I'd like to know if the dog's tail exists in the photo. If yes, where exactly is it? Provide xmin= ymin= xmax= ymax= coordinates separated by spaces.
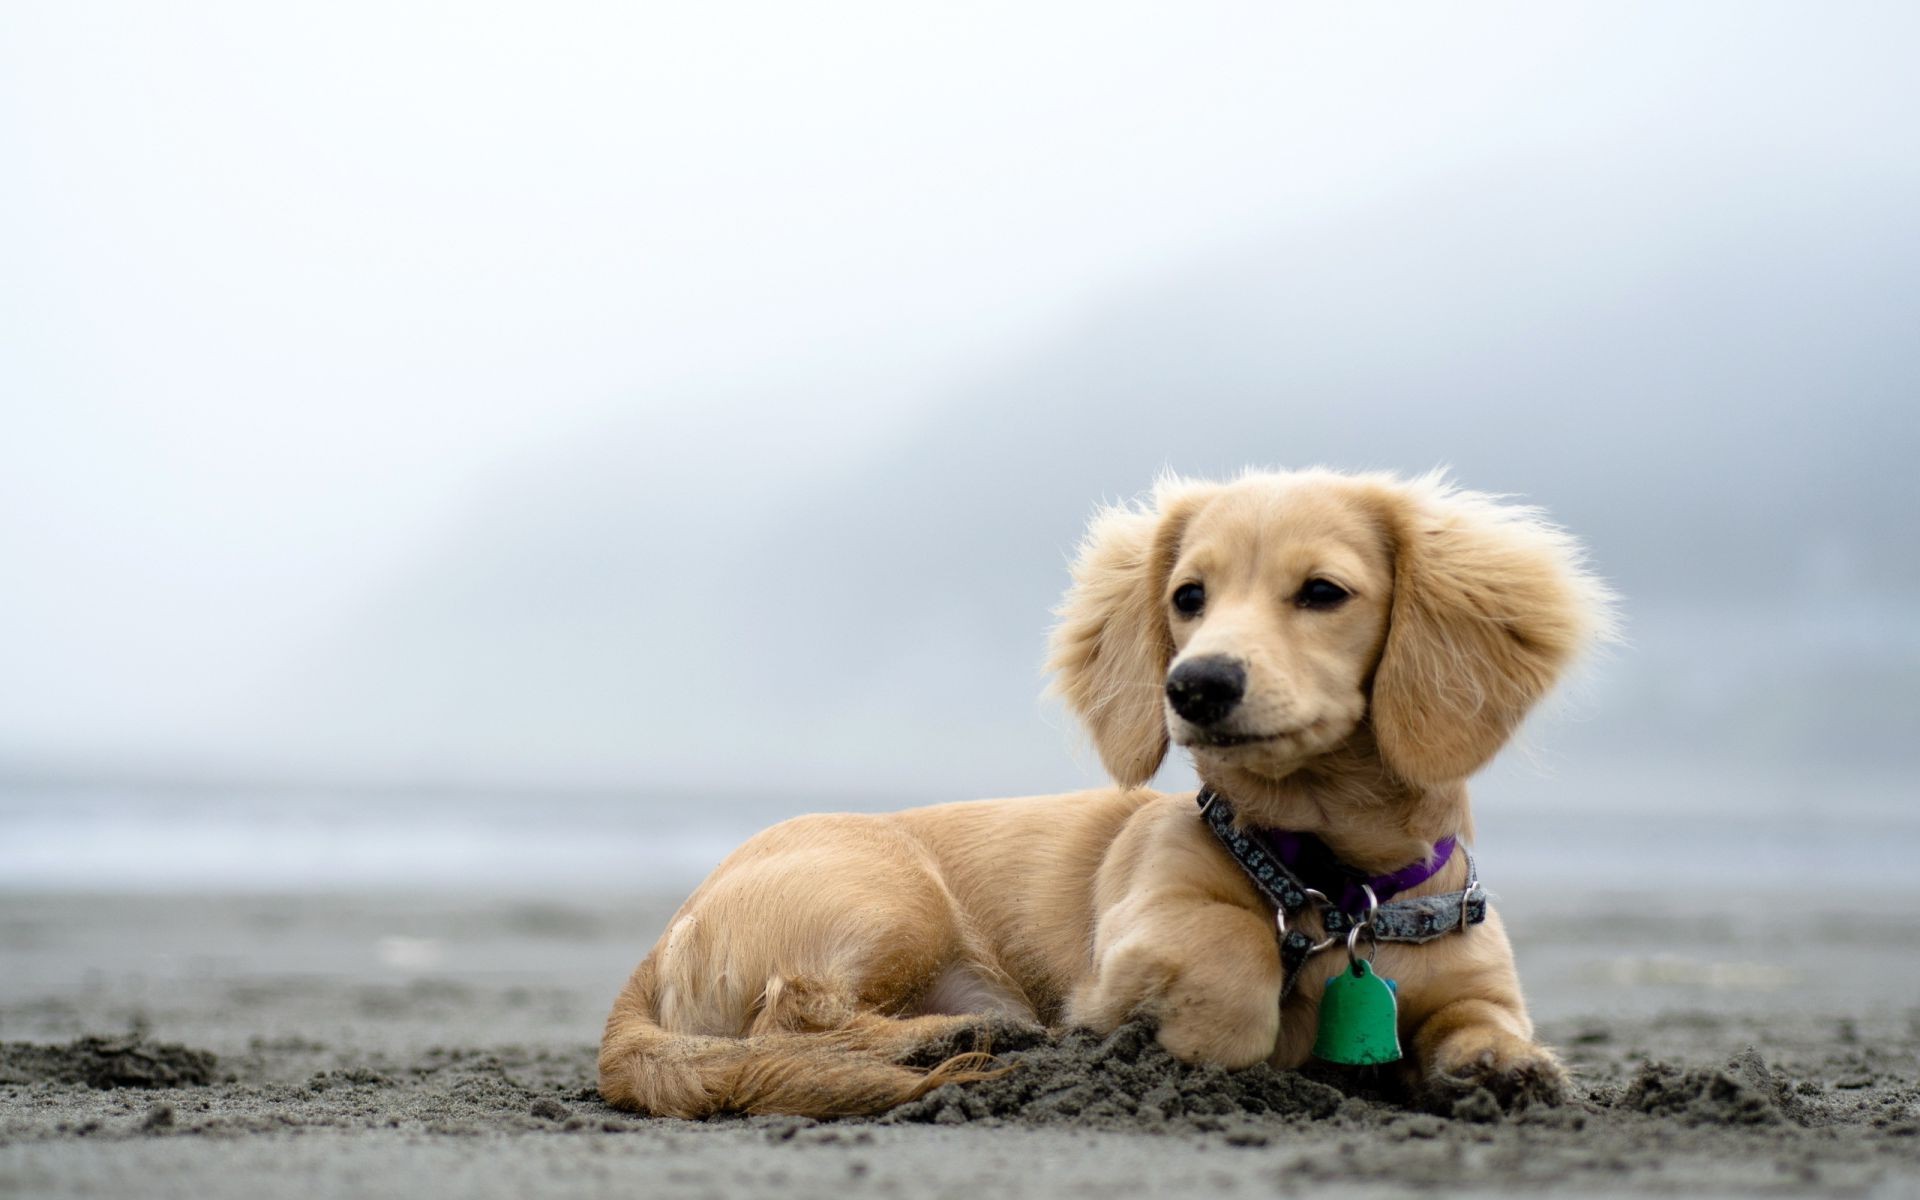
xmin=597 ymin=959 xmax=1005 ymax=1118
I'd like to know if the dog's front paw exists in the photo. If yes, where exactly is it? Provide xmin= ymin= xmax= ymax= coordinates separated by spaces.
xmin=1422 ymin=1026 xmax=1568 ymax=1114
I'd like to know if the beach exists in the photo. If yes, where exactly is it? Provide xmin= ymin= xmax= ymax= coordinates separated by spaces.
xmin=4 ymin=882 xmax=1918 ymax=1199
xmin=4 ymin=1 xmax=1917 ymax=1194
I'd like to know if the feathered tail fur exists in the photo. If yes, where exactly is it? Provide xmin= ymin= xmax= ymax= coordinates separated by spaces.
xmin=597 ymin=958 xmax=1005 ymax=1118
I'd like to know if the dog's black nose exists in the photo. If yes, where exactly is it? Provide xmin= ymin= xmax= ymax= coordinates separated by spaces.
xmin=1164 ymin=656 xmax=1246 ymax=726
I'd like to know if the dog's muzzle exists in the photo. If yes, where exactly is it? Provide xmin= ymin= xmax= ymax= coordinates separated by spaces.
xmin=1164 ymin=655 xmax=1246 ymax=726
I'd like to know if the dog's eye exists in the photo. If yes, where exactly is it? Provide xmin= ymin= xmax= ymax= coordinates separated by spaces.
xmin=1296 ymin=578 xmax=1350 ymax=610
xmin=1171 ymin=582 xmax=1206 ymax=617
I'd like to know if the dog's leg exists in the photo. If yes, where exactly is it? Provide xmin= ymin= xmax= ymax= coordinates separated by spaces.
xmin=601 ymin=959 xmax=1009 ymax=1118
xmin=1398 ymin=913 xmax=1567 ymax=1110
xmin=748 ymin=972 xmax=1042 ymax=1062
xmin=1067 ymin=895 xmax=1282 ymax=1068
xmin=1410 ymin=996 xmax=1567 ymax=1110
xmin=606 ymin=814 xmax=1049 ymax=1116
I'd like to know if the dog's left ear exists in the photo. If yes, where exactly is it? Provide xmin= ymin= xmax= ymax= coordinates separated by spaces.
xmin=1368 ymin=478 xmax=1617 ymax=790
xmin=1048 ymin=477 xmax=1219 ymax=788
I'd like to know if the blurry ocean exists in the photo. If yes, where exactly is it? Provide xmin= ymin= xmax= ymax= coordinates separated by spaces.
xmin=5 ymin=757 xmax=1914 ymax=897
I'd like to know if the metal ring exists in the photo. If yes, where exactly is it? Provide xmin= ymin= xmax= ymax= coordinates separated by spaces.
xmin=1283 ymin=917 xmax=1340 ymax=959
xmin=1282 ymin=888 xmax=1336 ymax=940
xmin=1343 ymin=911 xmax=1380 ymax=969
xmin=1289 ymin=889 xmax=1334 ymax=949
xmin=1275 ymin=889 xmax=1341 ymax=960
xmin=1341 ymin=883 xmax=1381 ymax=970
xmin=1344 ymin=920 xmax=1380 ymax=969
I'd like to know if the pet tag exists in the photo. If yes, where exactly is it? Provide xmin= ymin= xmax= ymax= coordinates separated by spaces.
xmin=1311 ymin=958 xmax=1403 ymax=1065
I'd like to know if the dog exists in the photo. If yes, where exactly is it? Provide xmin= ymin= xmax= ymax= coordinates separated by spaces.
xmin=599 ymin=468 xmax=1613 ymax=1117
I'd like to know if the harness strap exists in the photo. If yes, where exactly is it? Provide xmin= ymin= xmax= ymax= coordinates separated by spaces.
xmin=1196 ymin=790 xmax=1487 ymax=998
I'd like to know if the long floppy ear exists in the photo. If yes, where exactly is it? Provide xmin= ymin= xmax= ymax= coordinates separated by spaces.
xmin=1047 ymin=477 xmax=1218 ymax=788
xmin=1369 ymin=475 xmax=1617 ymax=789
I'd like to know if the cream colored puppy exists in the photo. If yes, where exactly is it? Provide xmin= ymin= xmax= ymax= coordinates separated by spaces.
xmin=600 ymin=469 xmax=1612 ymax=1117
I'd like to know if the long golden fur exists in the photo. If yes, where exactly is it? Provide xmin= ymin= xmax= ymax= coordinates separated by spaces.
xmin=599 ymin=468 xmax=1614 ymax=1117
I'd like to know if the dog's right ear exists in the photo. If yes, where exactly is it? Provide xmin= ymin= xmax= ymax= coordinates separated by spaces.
xmin=1047 ymin=477 xmax=1217 ymax=788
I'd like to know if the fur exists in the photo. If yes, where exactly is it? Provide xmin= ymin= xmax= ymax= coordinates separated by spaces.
xmin=599 ymin=468 xmax=1615 ymax=1117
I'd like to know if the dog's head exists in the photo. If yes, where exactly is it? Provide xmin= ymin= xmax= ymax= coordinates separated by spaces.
xmin=1048 ymin=469 xmax=1614 ymax=796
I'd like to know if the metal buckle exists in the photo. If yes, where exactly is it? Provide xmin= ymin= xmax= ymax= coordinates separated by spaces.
xmin=1457 ymin=854 xmax=1480 ymax=933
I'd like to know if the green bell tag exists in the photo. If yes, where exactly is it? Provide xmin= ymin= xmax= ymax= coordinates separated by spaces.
xmin=1311 ymin=959 xmax=1403 ymax=1065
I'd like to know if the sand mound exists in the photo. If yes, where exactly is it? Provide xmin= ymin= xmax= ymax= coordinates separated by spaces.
xmin=0 ymin=1036 xmax=219 ymax=1090
xmin=1619 ymin=1046 xmax=1810 ymax=1127
xmin=883 ymin=1022 xmax=1347 ymax=1132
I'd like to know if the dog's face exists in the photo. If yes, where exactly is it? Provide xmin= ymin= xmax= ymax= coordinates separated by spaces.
xmin=1160 ymin=481 xmax=1393 ymax=779
xmin=1049 ymin=469 xmax=1611 ymax=794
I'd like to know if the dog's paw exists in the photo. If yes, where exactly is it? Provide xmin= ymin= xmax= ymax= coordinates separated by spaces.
xmin=1422 ymin=1028 xmax=1568 ymax=1115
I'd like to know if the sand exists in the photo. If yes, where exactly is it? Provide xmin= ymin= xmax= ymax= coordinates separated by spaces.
xmin=3 ymin=888 xmax=1918 ymax=1198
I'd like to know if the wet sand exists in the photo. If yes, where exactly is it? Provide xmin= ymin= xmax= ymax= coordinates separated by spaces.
xmin=2 ymin=887 xmax=1918 ymax=1198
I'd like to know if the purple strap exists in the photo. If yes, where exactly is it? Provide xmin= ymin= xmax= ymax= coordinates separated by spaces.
xmin=1257 ymin=829 xmax=1457 ymax=917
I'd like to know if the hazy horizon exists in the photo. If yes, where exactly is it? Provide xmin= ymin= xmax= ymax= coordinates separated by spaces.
xmin=3 ymin=4 xmax=1916 ymax=891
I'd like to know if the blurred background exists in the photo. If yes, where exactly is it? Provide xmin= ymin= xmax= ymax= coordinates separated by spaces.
xmin=2 ymin=1 xmax=1916 ymax=908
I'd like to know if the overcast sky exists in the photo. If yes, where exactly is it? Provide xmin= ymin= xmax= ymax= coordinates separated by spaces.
xmin=3 ymin=2 xmax=1916 ymax=796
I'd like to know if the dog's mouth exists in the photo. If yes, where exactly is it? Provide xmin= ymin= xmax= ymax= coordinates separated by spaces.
xmin=1176 ymin=718 xmax=1328 ymax=750
xmin=1178 ymin=728 xmax=1291 ymax=749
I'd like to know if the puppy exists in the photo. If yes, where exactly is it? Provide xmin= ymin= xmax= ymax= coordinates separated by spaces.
xmin=599 ymin=468 xmax=1612 ymax=1117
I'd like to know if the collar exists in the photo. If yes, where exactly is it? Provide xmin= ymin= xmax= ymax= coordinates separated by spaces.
xmin=1256 ymin=827 xmax=1457 ymax=917
xmin=1197 ymin=787 xmax=1457 ymax=917
xmin=1194 ymin=786 xmax=1487 ymax=997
